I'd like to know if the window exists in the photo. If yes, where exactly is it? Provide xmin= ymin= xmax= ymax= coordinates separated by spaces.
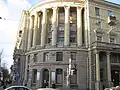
xmin=32 ymin=69 xmax=37 ymax=83
xmin=59 ymin=24 xmax=64 ymax=31
xmin=56 ymin=52 xmax=63 ymax=61
xmin=110 ymin=37 xmax=115 ymax=43
xmin=56 ymin=69 xmax=63 ymax=84
xmin=70 ymin=37 xmax=76 ymax=43
xmin=108 ymin=10 xmax=112 ymax=16
xmin=57 ymin=37 xmax=64 ymax=43
xmin=111 ymin=54 xmax=120 ymax=63
xmin=95 ymin=7 xmax=100 ymax=16
xmin=71 ymin=52 xmax=76 ymax=60
xmin=48 ymin=38 xmax=52 ymax=44
xmin=70 ymin=24 xmax=76 ymax=31
xmin=34 ymin=54 xmax=37 ymax=62
xmin=100 ymin=69 xmax=104 ymax=81
xmin=43 ymin=52 xmax=49 ymax=62
xmin=96 ymin=35 xmax=102 ymax=41
xmin=28 ymin=55 xmax=30 ymax=63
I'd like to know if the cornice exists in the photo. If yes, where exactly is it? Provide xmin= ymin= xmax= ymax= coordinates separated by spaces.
xmin=29 ymin=0 xmax=84 ymax=13
xmin=91 ymin=0 xmax=120 ymax=9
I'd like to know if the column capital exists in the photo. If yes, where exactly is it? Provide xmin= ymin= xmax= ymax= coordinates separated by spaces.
xmin=41 ymin=8 xmax=47 ymax=13
xmin=94 ymin=50 xmax=99 ymax=54
xmin=64 ymin=5 xmax=70 ymax=10
xmin=37 ymin=11 xmax=42 ymax=16
xmin=77 ymin=7 xmax=83 ymax=10
xmin=31 ymin=15 xmax=35 ymax=19
xmin=106 ymin=51 xmax=111 ymax=55
xmin=52 ymin=6 xmax=58 ymax=11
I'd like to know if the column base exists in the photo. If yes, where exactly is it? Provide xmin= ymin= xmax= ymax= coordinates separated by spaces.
xmin=107 ymin=81 xmax=113 ymax=87
xmin=95 ymin=81 xmax=101 ymax=90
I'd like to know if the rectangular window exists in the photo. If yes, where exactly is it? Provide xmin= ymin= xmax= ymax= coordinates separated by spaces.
xmin=28 ymin=55 xmax=30 ymax=63
xmin=56 ymin=52 xmax=63 ymax=61
xmin=110 ymin=37 xmax=115 ymax=43
xmin=43 ymin=52 xmax=49 ymax=62
xmin=57 ymin=37 xmax=64 ymax=43
xmin=59 ymin=24 xmax=64 ymax=31
xmin=95 ymin=7 xmax=100 ymax=16
xmin=70 ymin=24 xmax=76 ymax=31
xmin=108 ymin=10 xmax=112 ymax=16
xmin=70 ymin=37 xmax=76 ymax=43
xmin=32 ymin=69 xmax=37 ymax=83
xmin=48 ymin=38 xmax=52 ymax=44
xmin=34 ymin=54 xmax=37 ymax=62
xmin=96 ymin=36 xmax=102 ymax=42
xmin=71 ymin=52 xmax=76 ymax=60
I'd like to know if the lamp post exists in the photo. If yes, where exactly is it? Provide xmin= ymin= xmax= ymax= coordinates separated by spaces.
xmin=66 ymin=58 xmax=77 ymax=88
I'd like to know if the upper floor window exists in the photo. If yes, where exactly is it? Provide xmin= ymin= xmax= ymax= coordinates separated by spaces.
xmin=56 ymin=52 xmax=63 ymax=61
xmin=110 ymin=37 xmax=115 ymax=43
xmin=34 ymin=54 xmax=37 ymax=62
xmin=71 ymin=52 xmax=76 ymax=60
xmin=95 ymin=7 xmax=100 ymax=16
xmin=108 ymin=10 xmax=112 ymax=16
xmin=28 ymin=55 xmax=30 ymax=63
xmin=57 ymin=37 xmax=64 ymax=43
xmin=58 ymin=24 xmax=64 ymax=31
xmin=70 ymin=37 xmax=76 ymax=43
xmin=32 ymin=69 xmax=37 ymax=83
xmin=43 ymin=52 xmax=49 ymax=62
xmin=96 ymin=35 xmax=102 ymax=42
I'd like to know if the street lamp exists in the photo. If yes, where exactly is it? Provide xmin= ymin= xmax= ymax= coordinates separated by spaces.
xmin=66 ymin=58 xmax=77 ymax=88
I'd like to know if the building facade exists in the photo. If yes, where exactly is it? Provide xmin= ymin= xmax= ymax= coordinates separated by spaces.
xmin=13 ymin=0 xmax=120 ymax=90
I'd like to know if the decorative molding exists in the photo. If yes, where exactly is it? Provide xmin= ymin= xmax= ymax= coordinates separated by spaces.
xmin=94 ymin=28 xmax=104 ymax=34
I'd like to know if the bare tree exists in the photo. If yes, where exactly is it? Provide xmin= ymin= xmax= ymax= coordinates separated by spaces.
xmin=0 ymin=48 xmax=4 ymax=67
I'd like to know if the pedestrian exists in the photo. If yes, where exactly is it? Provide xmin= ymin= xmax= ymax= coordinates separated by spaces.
xmin=3 ymin=85 xmax=6 ymax=89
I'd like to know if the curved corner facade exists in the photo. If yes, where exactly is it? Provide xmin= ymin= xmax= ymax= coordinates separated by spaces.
xmin=13 ymin=0 xmax=120 ymax=90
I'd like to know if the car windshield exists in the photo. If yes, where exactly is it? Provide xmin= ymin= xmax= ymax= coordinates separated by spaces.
xmin=7 ymin=87 xmax=29 ymax=90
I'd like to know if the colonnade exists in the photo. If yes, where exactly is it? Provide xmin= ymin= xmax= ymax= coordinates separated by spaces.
xmin=95 ymin=51 xmax=112 ymax=90
xmin=27 ymin=6 xmax=83 ymax=49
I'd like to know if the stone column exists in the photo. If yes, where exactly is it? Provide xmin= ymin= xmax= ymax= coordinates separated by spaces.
xmin=95 ymin=51 xmax=100 ymax=90
xmin=36 ymin=70 xmax=41 ymax=88
xmin=106 ymin=52 xmax=112 ymax=87
xmin=32 ymin=12 xmax=39 ymax=47
xmin=28 ymin=69 xmax=32 ymax=87
xmin=23 ymin=56 xmax=28 ymax=85
xmin=64 ymin=6 xmax=70 ymax=46
xmin=27 ymin=15 xmax=34 ymax=49
xmin=41 ymin=8 xmax=47 ymax=47
xmin=77 ymin=7 xmax=82 ymax=46
xmin=52 ymin=7 xmax=58 ymax=46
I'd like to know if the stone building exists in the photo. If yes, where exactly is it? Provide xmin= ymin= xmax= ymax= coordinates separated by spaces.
xmin=13 ymin=0 xmax=120 ymax=90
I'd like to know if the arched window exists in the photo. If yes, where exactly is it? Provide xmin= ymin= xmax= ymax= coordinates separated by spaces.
xmin=56 ymin=69 xmax=63 ymax=84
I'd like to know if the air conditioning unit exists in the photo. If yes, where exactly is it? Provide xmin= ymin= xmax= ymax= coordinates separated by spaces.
xmin=96 ymin=20 xmax=101 ymax=25
xmin=108 ymin=15 xmax=116 ymax=26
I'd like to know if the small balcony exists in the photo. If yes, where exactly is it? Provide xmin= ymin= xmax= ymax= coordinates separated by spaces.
xmin=108 ymin=15 xmax=117 ymax=26
xmin=91 ymin=41 xmax=120 ymax=50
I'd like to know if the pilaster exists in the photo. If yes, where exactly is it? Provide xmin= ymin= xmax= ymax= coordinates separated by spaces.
xmin=27 ymin=15 xmax=34 ymax=49
xmin=106 ymin=51 xmax=113 ymax=87
xmin=77 ymin=7 xmax=82 ymax=46
xmin=32 ymin=12 xmax=39 ymax=47
xmin=95 ymin=50 xmax=100 ymax=90
xmin=52 ymin=7 xmax=58 ymax=46
xmin=64 ymin=6 xmax=70 ymax=46
xmin=41 ymin=8 xmax=47 ymax=47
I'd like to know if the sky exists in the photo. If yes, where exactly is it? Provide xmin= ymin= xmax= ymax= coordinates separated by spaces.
xmin=0 ymin=0 xmax=120 ymax=70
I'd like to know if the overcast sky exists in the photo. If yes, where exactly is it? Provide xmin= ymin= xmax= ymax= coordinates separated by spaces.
xmin=0 ymin=0 xmax=120 ymax=70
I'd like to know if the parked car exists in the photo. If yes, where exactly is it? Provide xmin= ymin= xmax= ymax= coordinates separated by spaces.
xmin=4 ymin=86 xmax=31 ymax=90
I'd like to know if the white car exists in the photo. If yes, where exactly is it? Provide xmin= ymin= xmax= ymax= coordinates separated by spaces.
xmin=4 ymin=86 xmax=32 ymax=90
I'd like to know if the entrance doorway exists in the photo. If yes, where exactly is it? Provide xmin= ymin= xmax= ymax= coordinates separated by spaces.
xmin=42 ymin=69 xmax=49 ymax=88
xmin=111 ymin=70 xmax=119 ymax=86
